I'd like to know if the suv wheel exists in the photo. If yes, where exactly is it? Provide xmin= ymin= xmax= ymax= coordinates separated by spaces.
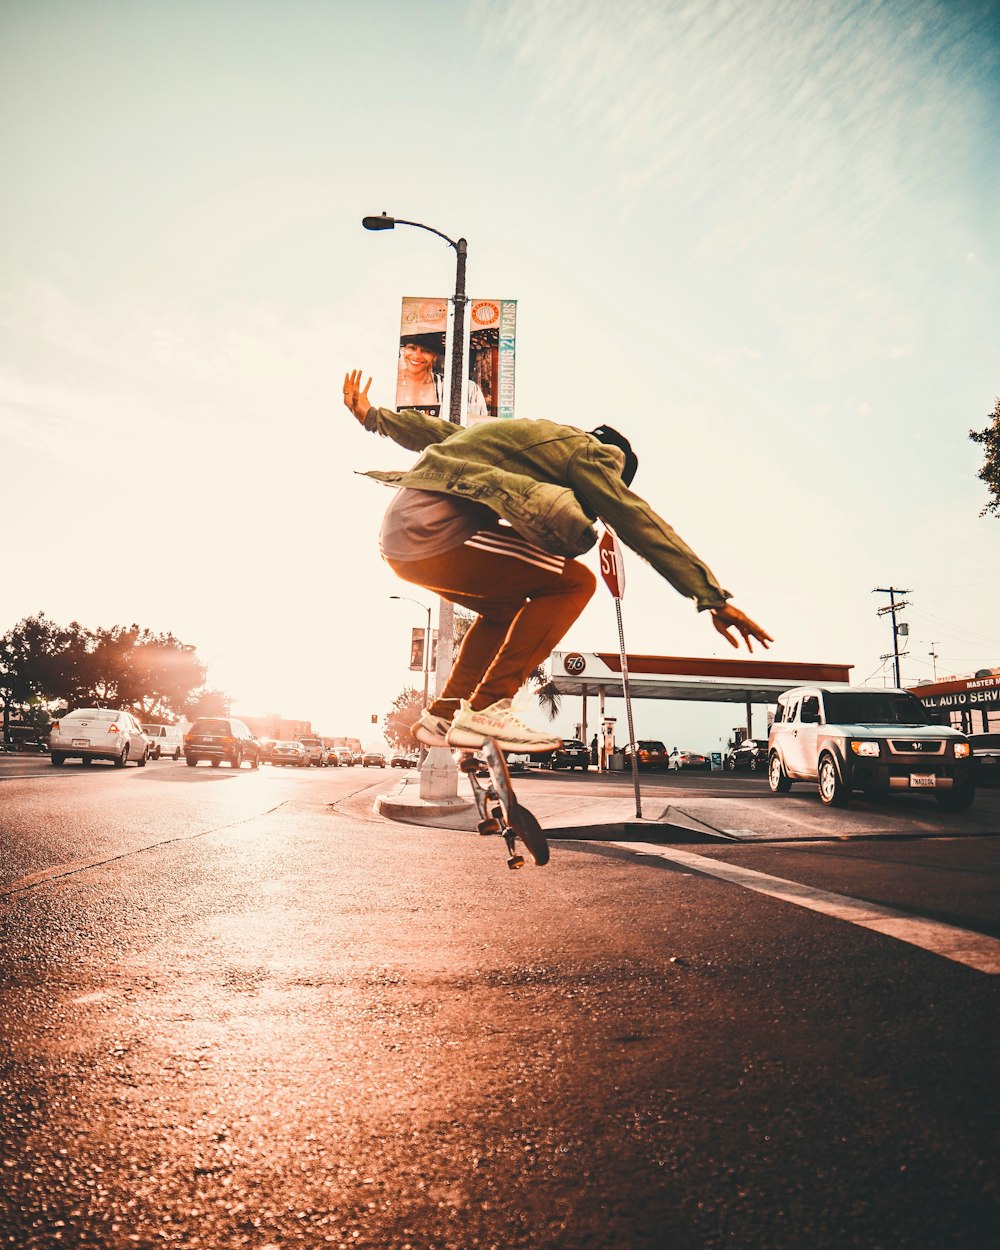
xmin=768 ymin=753 xmax=792 ymax=794
xmin=230 ymin=750 xmax=242 ymax=768
xmin=818 ymin=753 xmax=850 ymax=807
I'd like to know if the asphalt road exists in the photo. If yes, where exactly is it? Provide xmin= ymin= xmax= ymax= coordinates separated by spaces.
xmin=1 ymin=756 xmax=998 ymax=1249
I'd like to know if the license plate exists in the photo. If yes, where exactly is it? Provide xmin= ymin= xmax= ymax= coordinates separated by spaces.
xmin=72 ymin=738 xmax=89 ymax=747
xmin=910 ymin=773 xmax=936 ymax=788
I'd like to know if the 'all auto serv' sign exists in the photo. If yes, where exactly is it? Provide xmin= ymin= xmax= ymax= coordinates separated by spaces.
xmin=913 ymin=671 xmax=1000 ymax=713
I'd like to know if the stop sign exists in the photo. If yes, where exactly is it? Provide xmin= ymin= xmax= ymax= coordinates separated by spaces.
xmin=598 ymin=529 xmax=626 ymax=599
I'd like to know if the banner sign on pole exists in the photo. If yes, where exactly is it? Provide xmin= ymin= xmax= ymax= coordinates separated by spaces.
xmin=396 ymin=295 xmax=516 ymax=422
xmin=409 ymin=627 xmax=425 ymax=672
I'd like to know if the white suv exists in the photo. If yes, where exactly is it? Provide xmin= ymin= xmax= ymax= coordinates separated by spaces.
xmin=767 ymin=684 xmax=974 ymax=811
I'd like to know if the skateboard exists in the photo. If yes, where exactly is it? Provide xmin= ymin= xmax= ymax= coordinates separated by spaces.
xmin=458 ymin=737 xmax=549 ymax=870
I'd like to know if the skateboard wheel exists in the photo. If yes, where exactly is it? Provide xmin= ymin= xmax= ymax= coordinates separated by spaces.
xmin=507 ymin=854 xmax=525 ymax=870
xmin=478 ymin=818 xmax=502 ymax=836
xmin=458 ymin=757 xmax=481 ymax=774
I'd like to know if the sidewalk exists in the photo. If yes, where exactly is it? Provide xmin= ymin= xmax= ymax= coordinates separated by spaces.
xmin=371 ymin=768 xmax=1000 ymax=844
xmin=374 ymin=772 xmax=735 ymax=843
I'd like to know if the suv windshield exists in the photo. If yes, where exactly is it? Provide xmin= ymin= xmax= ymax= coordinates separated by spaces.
xmin=823 ymin=691 xmax=929 ymax=726
xmin=638 ymin=740 xmax=666 ymax=751
xmin=190 ymin=719 xmax=231 ymax=734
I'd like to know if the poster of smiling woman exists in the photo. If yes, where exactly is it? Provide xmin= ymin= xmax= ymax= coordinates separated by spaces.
xmin=396 ymin=296 xmax=516 ymax=423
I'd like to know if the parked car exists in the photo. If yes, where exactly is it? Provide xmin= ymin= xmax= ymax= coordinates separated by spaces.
xmin=767 ymin=684 xmax=974 ymax=810
xmin=184 ymin=717 xmax=261 ymax=769
xmin=668 ymin=749 xmax=709 ymax=771
xmin=391 ymin=751 xmax=418 ymax=768
xmin=325 ymin=746 xmax=340 ymax=767
xmin=298 ymin=736 xmax=329 ymax=767
xmin=623 ymin=739 xmax=670 ymax=770
xmin=271 ymin=740 xmax=308 ymax=767
xmin=258 ymin=738 xmax=277 ymax=763
xmin=506 ymin=751 xmax=531 ymax=772
xmin=725 ymin=738 xmax=769 ymax=772
xmin=968 ymin=732 xmax=1000 ymax=787
xmin=50 ymin=708 xmax=149 ymax=768
xmin=547 ymin=738 xmax=589 ymax=771
xmin=335 ymin=748 xmax=355 ymax=767
xmin=142 ymin=723 xmax=184 ymax=761
xmin=363 ymin=750 xmax=387 ymax=768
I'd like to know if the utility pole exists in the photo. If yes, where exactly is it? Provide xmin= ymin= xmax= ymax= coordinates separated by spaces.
xmin=924 ymin=641 xmax=940 ymax=681
xmin=873 ymin=587 xmax=910 ymax=688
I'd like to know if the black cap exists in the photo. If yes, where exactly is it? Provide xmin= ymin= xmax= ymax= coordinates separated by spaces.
xmin=589 ymin=425 xmax=638 ymax=486
xmin=400 ymin=332 xmax=445 ymax=354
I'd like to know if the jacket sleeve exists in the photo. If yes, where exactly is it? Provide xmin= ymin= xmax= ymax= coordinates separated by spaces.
xmin=362 ymin=405 xmax=457 ymax=453
xmin=568 ymin=445 xmax=732 ymax=611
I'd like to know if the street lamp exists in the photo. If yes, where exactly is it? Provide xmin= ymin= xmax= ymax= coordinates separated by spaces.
xmin=361 ymin=213 xmax=468 ymax=426
xmin=363 ymin=210 xmax=470 ymax=709
xmin=389 ymin=595 xmax=432 ymax=711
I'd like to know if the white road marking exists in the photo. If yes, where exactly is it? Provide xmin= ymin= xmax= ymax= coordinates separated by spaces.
xmin=611 ymin=842 xmax=1000 ymax=975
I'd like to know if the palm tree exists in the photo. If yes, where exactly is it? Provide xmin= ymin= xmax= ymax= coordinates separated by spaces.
xmin=528 ymin=665 xmax=561 ymax=722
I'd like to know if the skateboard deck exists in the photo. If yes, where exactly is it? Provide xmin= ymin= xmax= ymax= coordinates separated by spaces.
xmin=459 ymin=738 xmax=549 ymax=869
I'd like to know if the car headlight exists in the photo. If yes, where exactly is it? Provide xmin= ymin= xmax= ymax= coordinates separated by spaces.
xmin=954 ymin=742 xmax=970 ymax=759
xmin=850 ymin=740 xmax=880 ymax=757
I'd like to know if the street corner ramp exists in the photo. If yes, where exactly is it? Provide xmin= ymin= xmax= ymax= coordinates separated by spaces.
xmin=374 ymin=775 xmax=477 ymax=830
xmin=536 ymin=797 xmax=737 ymax=845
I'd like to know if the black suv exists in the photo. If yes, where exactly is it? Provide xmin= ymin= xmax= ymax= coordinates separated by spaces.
xmin=547 ymin=738 xmax=590 ymax=771
xmin=184 ymin=717 xmax=262 ymax=769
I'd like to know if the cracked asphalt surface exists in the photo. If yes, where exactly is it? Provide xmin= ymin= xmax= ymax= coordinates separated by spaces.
xmin=2 ymin=761 xmax=998 ymax=1248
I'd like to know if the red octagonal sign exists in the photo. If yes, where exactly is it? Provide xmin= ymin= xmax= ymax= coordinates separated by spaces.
xmin=599 ymin=529 xmax=626 ymax=599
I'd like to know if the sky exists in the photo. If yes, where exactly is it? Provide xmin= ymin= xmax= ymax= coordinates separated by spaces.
xmin=2 ymin=0 xmax=998 ymax=752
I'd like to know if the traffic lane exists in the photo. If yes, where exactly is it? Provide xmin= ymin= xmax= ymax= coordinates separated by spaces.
xmin=664 ymin=836 xmax=1000 ymax=942
xmin=0 ymin=762 xmax=383 ymax=893
xmin=517 ymin=767 xmax=1000 ymax=840
xmin=2 ymin=801 xmax=999 ymax=1248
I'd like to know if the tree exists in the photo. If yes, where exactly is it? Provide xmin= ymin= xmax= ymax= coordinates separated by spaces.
xmin=188 ymin=689 xmax=231 ymax=719
xmin=383 ymin=687 xmax=424 ymax=750
xmin=0 ymin=614 xmax=212 ymax=734
xmin=0 ymin=614 xmax=87 ymax=740
xmin=528 ymin=664 xmax=562 ymax=722
xmin=970 ymin=396 xmax=1000 ymax=518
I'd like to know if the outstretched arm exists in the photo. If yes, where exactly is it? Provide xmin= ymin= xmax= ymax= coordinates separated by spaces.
xmin=709 ymin=603 xmax=773 ymax=653
xmin=342 ymin=368 xmax=456 ymax=451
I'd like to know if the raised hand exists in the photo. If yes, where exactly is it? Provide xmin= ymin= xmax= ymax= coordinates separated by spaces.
xmin=709 ymin=603 xmax=773 ymax=653
xmin=343 ymin=370 xmax=373 ymax=422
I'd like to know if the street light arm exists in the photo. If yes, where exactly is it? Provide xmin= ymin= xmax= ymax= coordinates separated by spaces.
xmin=362 ymin=213 xmax=462 ymax=252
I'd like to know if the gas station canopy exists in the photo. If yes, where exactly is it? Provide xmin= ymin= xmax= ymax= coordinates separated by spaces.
xmin=548 ymin=651 xmax=854 ymax=705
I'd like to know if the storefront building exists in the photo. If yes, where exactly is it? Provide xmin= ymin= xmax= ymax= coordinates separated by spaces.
xmin=910 ymin=670 xmax=1000 ymax=734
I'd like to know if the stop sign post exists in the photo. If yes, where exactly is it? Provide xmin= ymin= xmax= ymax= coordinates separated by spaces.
xmin=599 ymin=529 xmax=642 ymax=819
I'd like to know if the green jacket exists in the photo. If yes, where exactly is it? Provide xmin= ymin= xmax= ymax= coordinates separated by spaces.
xmin=362 ymin=407 xmax=731 ymax=611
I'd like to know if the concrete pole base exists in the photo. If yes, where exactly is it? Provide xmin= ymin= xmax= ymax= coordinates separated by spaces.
xmin=419 ymin=746 xmax=459 ymax=801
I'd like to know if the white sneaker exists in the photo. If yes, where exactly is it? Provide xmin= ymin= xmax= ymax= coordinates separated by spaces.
xmin=446 ymin=699 xmax=563 ymax=752
xmin=411 ymin=710 xmax=451 ymax=748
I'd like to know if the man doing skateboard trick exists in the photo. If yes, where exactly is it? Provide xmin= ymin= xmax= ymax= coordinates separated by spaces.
xmin=343 ymin=369 xmax=772 ymax=753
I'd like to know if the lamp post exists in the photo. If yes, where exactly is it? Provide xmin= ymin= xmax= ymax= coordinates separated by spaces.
xmin=390 ymin=595 xmax=432 ymax=711
xmin=361 ymin=213 xmax=467 ymax=426
xmin=362 ymin=211 xmax=469 ymax=700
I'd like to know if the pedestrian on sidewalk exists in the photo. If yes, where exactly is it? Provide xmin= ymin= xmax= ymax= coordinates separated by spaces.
xmin=343 ymin=369 xmax=772 ymax=752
